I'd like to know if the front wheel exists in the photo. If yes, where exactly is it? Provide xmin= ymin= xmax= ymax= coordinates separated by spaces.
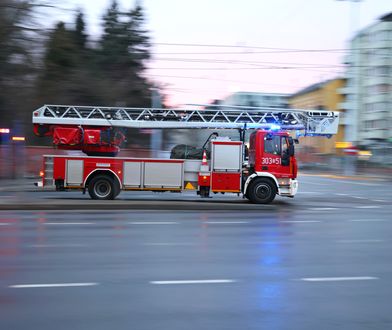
xmin=88 ymin=175 xmax=117 ymax=200
xmin=247 ymin=178 xmax=276 ymax=204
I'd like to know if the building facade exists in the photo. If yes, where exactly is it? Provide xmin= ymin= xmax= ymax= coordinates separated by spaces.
xmin=288 ymin=78 xmax=346 ymax=155
xmin=341 ymin=12 xmax=392 ymax=147
xmin=221 ymin=92 xmax=289 ymax=108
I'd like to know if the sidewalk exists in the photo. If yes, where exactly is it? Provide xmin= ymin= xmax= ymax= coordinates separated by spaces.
xmin=299 ymin=172 xmax=390 ymax=181
xmin=0 ymin=178 xmax=43 ymax=192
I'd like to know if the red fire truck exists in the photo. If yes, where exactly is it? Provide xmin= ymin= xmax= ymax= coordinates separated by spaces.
xmin=33 ymin=104 xmax=339 ymax=204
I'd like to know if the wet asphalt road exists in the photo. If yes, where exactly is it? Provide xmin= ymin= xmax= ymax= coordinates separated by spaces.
xmin=0 ymin=175 xmax=391 ymax=330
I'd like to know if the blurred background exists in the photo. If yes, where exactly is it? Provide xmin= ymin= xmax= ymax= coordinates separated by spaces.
xmin=0 ymin=0 xmax=391 ymax=179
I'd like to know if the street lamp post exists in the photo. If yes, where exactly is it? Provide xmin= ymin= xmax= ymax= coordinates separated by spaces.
xmin=337 ymin=0 xmax=362 ymax=175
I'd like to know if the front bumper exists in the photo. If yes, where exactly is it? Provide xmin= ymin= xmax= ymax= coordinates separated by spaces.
xmin=278 ymin=179 xmax=298 ymax=197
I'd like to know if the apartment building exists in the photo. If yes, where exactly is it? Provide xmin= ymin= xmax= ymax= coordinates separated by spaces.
xmin=340 ymin=12 xmax=392 ymax=147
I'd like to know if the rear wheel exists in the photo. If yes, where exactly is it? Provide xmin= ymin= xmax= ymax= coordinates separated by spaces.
xmin=88 ymin=175 xmax=116 ymax=200
xmin=199 ymin=186 xmax=210 ymax=198
xmin=247 ymin=178 xmax=276 ymax=204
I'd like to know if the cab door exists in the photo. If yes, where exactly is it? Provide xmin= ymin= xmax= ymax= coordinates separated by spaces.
xmin=261 ymin=135 xmax=292 ymax=178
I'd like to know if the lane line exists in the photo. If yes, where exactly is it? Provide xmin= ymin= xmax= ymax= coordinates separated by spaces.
xmin=355 ymin=206 xmax=381 ymax=209
xmin=129 ymin=222 xmax=178 ymax=225
xmin=150 ymin=279 xmax=237 ymax=285
xmin=45 ymin=222 xmax=94 ymax=225
xmin=299 ymin=276 xmax=378 ymax=282
xmin=337 ymin=239 xmax=384 ymax=243
xmin=143 ymin=242 xmax=195 ymax=246
xmin=335 ymin=193 xmax=349 ymax=196
xmin=349 ymin=219 xmax=386 ymax=222
xmin=352 ymin=196 xmax=368 ymax=200
xmin=0 ymin=223 xmax=13 ymax=226
xmin=205 ymin=221 xmax=248 ymax=224
xmin=282 ymin=220 xmax=321 ymax=223
xmin=300 ymin=182 xmax=329 ymax=186
xmin=29 ymin=244 xmax=88 ymax=248
xmin=9 ymin=282 xmax=98 ymax=288
xmin=307 ymin=208 xmax=338 ymax=211
xmin=372 ymin=199 xmax=386 ymax=202
xmin=332 ymin=180 xmax=380 ymax=187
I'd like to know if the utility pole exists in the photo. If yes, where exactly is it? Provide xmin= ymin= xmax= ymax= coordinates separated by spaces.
xmin=337 ymin=0 xmax=362 ymax=175
xmin=150 ymin=87 xmax=163 ymax=158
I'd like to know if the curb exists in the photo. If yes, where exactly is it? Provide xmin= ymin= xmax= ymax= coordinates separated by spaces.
xmin=300 ymin=173 xmax=388 ymax=181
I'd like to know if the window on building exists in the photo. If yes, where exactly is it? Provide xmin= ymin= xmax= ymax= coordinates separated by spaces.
xmin=375 ymin=66 xmax=389 ymax=76
xmin=367 ymin=119 xmax=387 ymax=130
xmin=379 ymin=84 xmax=390 ymax=93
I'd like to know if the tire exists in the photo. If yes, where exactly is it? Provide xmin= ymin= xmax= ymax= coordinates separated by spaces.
xmin=88 ymin=175 xmax=116 ymax=200
xmin=113 ymin=182 xmax=121 ymax=199
xmin=199 ymin=186 xmax=210 ymax=198
xmin=247 ymin=178 xmax=277 ymax=204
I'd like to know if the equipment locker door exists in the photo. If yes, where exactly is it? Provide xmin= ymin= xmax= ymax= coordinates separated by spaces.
xmin=66 ymin=160 xmax=84 ymax=185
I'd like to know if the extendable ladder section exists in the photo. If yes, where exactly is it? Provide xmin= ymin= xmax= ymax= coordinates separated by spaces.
xmin=33 ymin=104 xmax=339 ymax=136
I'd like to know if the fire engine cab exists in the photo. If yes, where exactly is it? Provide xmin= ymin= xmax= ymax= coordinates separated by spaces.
xmin=33 ymin=104 xmax=339 ymax=204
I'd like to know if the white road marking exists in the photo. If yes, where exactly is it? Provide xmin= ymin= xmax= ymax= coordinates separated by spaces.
xmin=336 ymin=193 xmax=349 ymax=196
xmin=45 ymin=222 xmax=94 ymax=225
xmin=307 ymin=207 xmax=338 ymax=211
xmin=299 ymin=276 xmax=378 ymax=282
xmin=150 ymin=279 xmax=237 ymax=285
xmin=352 ymin=196 xmax=367 ymax=200
xmin=301 ymin=182 xmax=329 ymax=186
xmin=349 ymin=219 xmax=386 ymax=222
xmin=129 ymin=222 xmax=178 ymax=225
xmin=9 ymin=282 xmax=98 ymax=288
xmin=372 ymin=199 xmax=386 ymax=202
xmin=143 ymin=242 xmax=195 ymax=246
xmin=0 ymin=223 xmax=13 ymax=226
xmin=29 ymin=244 xmax=88 ymax=248
xmin=355 ymin=206 xmax=381 ymax=209
xmin=205 ymin=221 xmax=248 ymax=224
xmin=335 ymin=180 xmax=380 ymax=187
xmin=337 ymin=239 xmax=384 ymax=243
xmin=282 ymin=220 xmax=321 ymax=223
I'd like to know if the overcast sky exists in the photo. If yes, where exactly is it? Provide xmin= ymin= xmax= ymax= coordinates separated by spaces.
xmin=57 ymin=0 xmax=391 ymax=106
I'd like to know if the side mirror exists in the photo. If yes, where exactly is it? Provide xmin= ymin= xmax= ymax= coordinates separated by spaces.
xmin=288 ymin=144 xmax=295 ymax=156
xmin=288 ymin=137 xmax=299 ymax=145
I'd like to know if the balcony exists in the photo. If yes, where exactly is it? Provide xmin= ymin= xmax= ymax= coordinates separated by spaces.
xmin=362 ymin=129 xmax=387 ymax=140
xmin=338 ymin=113 xmax=350 ymax=125
xmin=342 ymin=54 xmax=353 ymax=65
xmin=338 ymin=101 xmax=355 ymax=111
xmin=337 ymin=86 xmax=355 ymax=95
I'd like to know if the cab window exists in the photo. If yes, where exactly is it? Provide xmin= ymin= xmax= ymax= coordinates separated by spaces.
xmin=264 ymin=136 xmax=281 ymax=155
xmin=282 ymin=137 xmax=289 ymax=155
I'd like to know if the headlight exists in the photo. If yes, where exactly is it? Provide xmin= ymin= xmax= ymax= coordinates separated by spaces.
xmin=278 ymin=178 xmax=291 ymax=186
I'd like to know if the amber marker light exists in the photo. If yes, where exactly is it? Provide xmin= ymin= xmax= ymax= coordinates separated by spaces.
xmin=12 ymin=136 xmax=25 ymax=141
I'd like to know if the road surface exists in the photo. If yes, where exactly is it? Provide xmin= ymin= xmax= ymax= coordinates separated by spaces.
xmin=0 ymin=174 xmax=391 ymax=329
